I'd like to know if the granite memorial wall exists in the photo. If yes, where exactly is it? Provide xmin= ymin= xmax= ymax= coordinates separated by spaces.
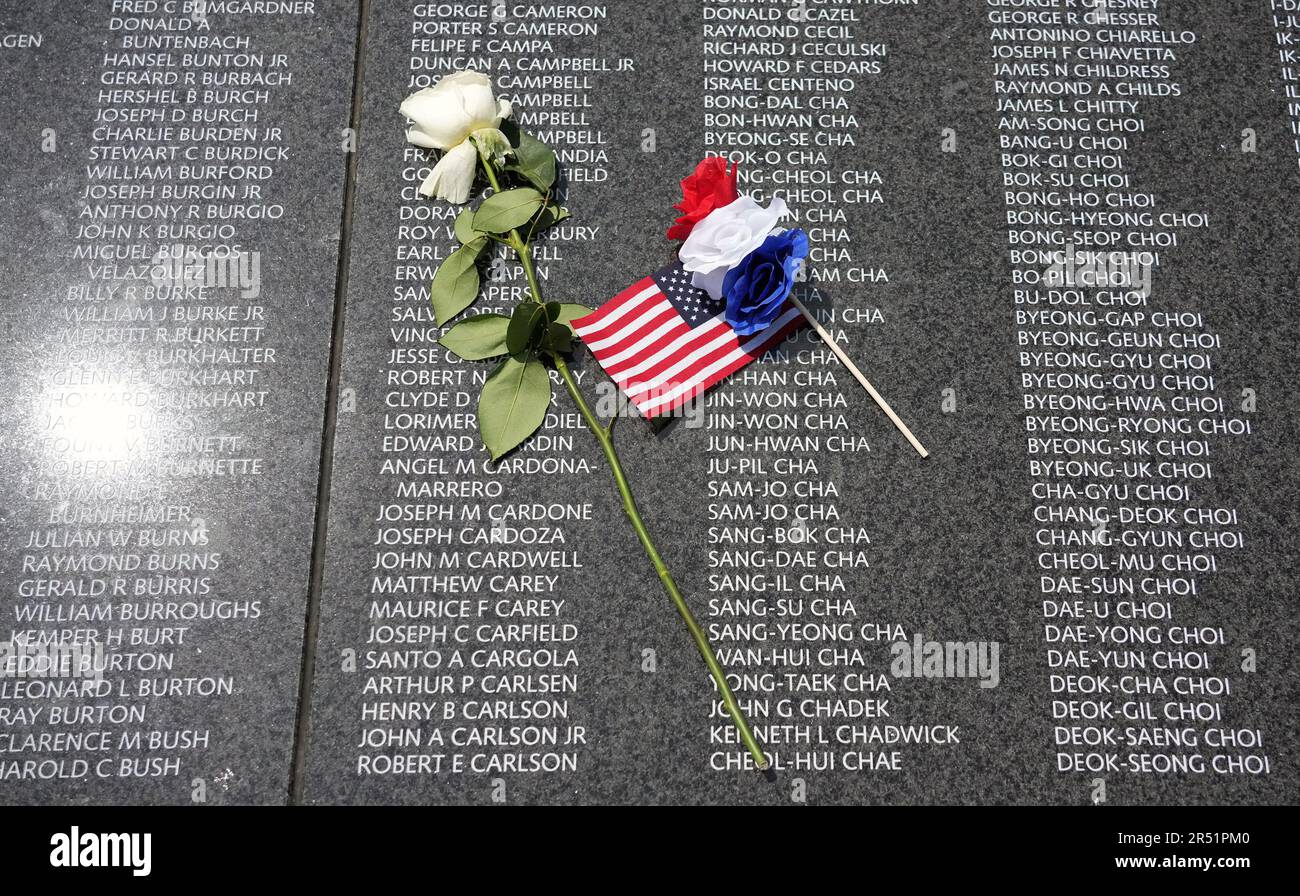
xmin=0 ymin=0 xmax=357 ymax=804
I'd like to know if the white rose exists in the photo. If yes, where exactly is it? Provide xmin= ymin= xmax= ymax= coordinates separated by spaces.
xmin=401 ymin=71 xmax=513 ymax=204
xmin=678 ymin=195 xmax=789 ymax=300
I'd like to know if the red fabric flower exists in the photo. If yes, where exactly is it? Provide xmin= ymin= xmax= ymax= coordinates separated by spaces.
xmin=667 ymin=157 xmax=739 ymax=241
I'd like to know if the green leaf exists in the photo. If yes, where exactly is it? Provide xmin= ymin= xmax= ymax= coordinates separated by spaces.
xmin=479 ymin=355 xmax=551 ymax=460
xmin=524 ymin=205 xmax=571 ymax=242
xmin=552 ymin=303 xmax=593 ymax=334
xmin=506 ymin=130 xmax=558 ymax=191
xmin=430 ymin=243 xmax=485 ymax=326
xmin=545 ymin=322 xmax=573 ymax=353
xmin=454 ymin=208 xmax=480 ymax=245
xmin=474 ymin=188 xmax=544 ymax=234
xmin=506 ymin=302 xmax=547 ymax=355
xmin=440 ymin=313 xmax=509 ymax=361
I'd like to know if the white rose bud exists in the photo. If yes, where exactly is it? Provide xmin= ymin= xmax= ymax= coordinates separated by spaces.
xmin=678 ymin=195 xmax=790 ymax=300
xmin=401 ymin=70 xmax=513 ymax=204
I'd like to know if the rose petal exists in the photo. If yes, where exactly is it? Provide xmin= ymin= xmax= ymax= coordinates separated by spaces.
xmin=400 ymin=71 xmax=505 ymax=152
xmin=690 ymin=266 xmax=729 ymax=302
xmin=722 ymin=229 xmax=809 ymax=335
xmin=421 ymin=141 xmax=479 ymax=203
xmin=458 ymin=78 xmax=502 ymax=126
xmin=680 ymin=195 xmax=788 ymax=279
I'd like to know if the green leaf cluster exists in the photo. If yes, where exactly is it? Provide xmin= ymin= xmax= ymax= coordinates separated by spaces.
xmin=426 ymin=126 xmax=590 ymax=459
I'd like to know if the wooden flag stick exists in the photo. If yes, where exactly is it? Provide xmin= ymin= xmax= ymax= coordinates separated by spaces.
xmin=789 ymin=296 xmax=930 ymax=459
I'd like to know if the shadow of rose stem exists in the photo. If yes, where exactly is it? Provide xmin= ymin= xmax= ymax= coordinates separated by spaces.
xmin=474 ymin=144 xmax=771 ymax=772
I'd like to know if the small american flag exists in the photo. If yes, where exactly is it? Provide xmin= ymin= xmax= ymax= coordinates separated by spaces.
xmin=572 ymin=260 xmax=807 ymax=418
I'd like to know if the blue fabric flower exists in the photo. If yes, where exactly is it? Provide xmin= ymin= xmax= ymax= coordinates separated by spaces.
xmin=721 ymin=229 xmax=809 ymax=336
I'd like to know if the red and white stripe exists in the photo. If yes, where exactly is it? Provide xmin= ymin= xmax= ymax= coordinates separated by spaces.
xmin=572 ymin=277 xmax=807 ymax=418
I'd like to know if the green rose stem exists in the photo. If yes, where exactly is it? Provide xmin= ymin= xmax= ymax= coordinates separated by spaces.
xmin=472 ymin=142 xmax=770 ymax=771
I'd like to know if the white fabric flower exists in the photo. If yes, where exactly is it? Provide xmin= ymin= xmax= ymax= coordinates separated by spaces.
xmin=401 ymin=71 xmax=513 ymax=203
xmin=678 ymin=195 xmax=790 ymax=300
